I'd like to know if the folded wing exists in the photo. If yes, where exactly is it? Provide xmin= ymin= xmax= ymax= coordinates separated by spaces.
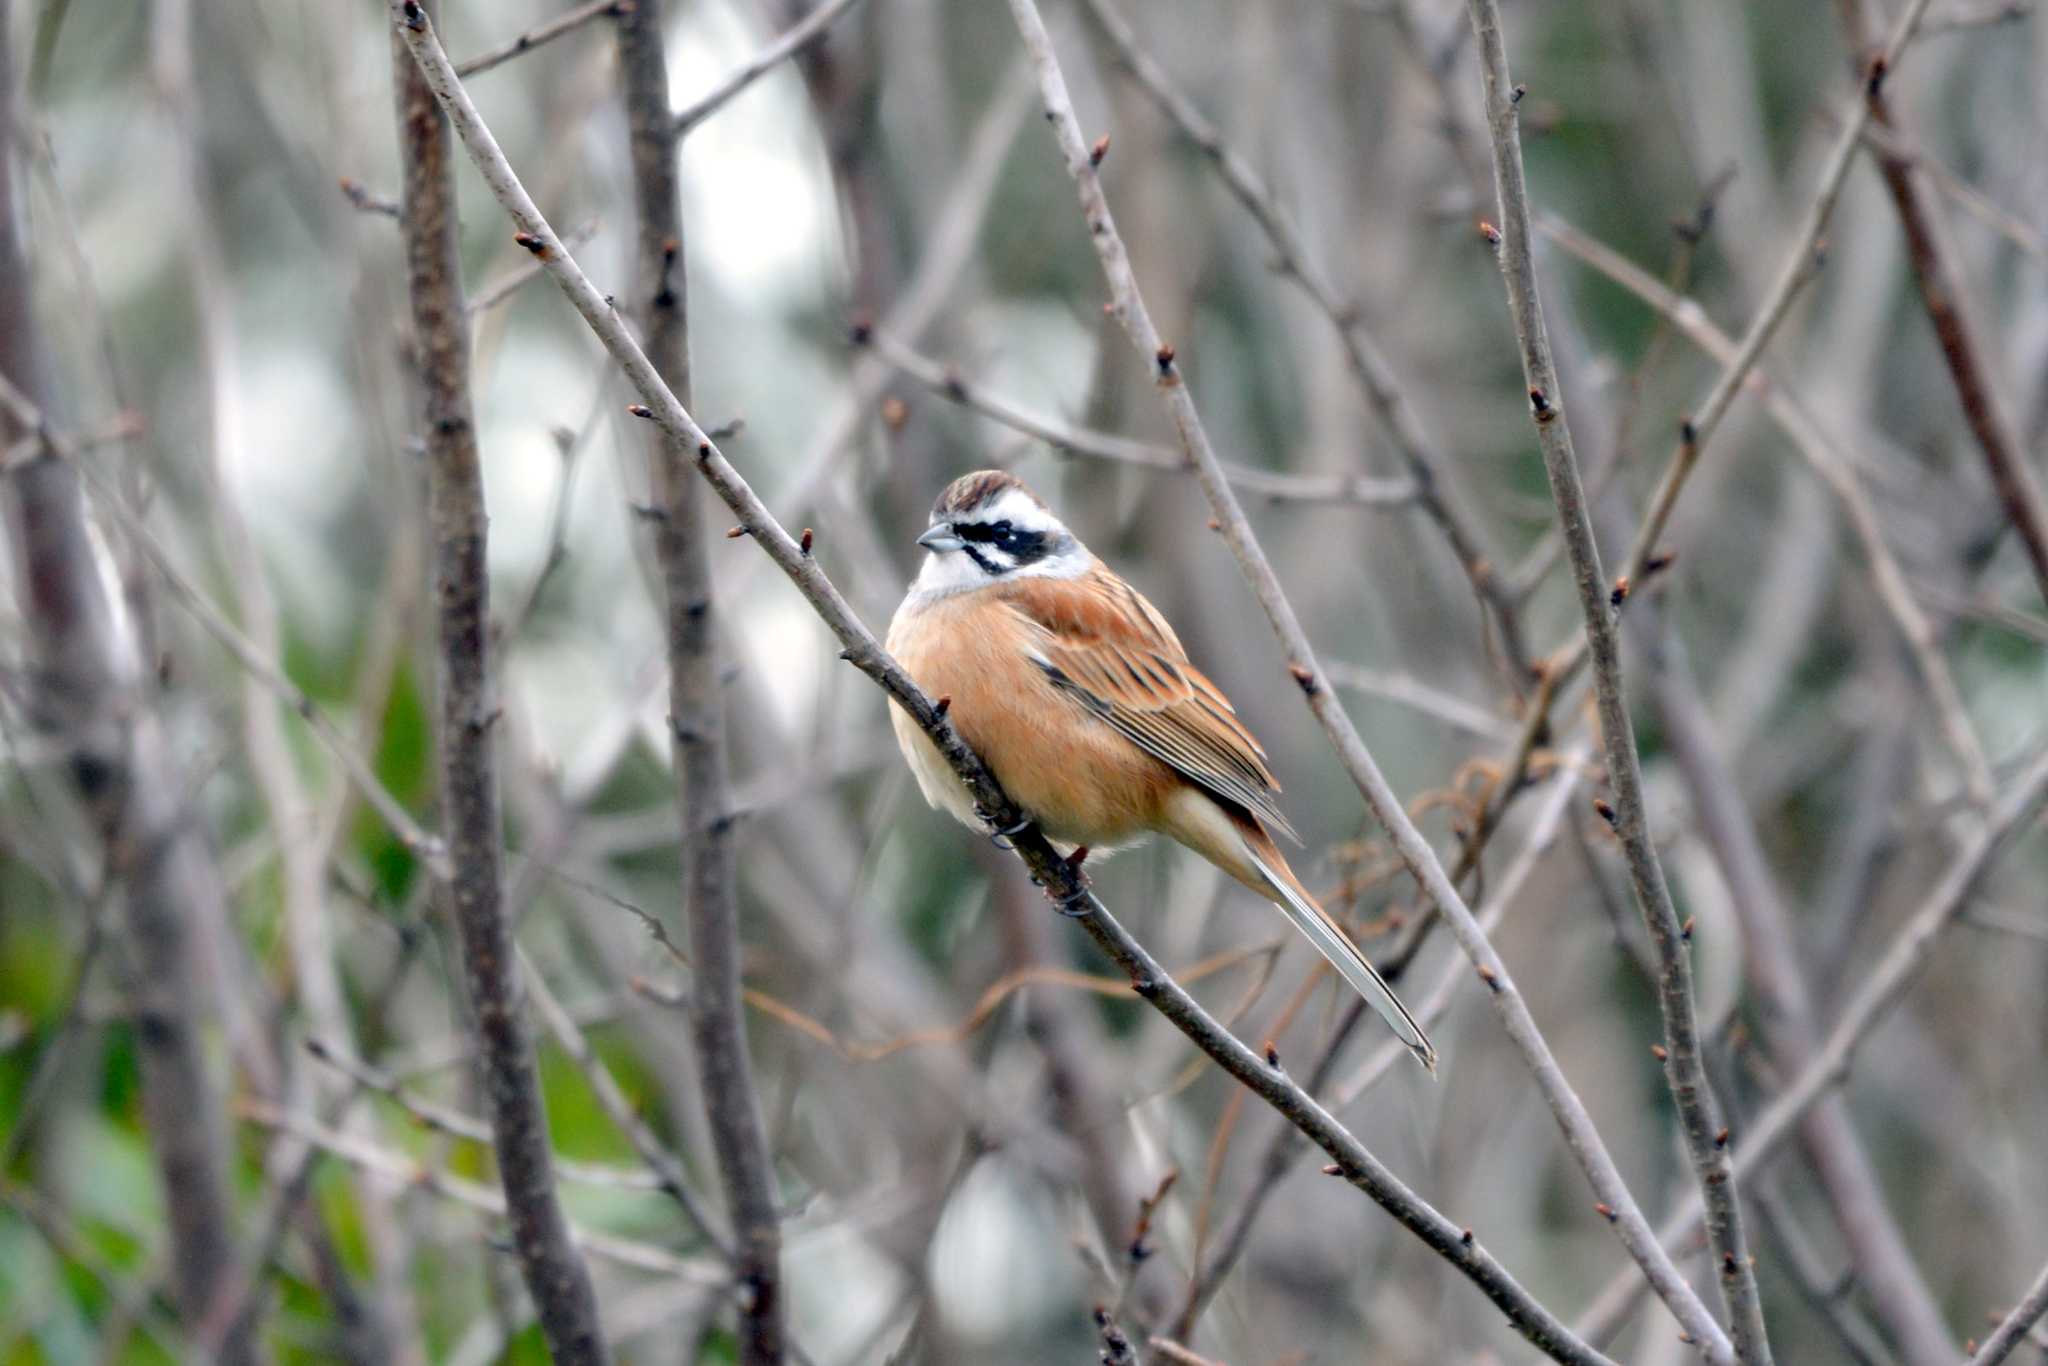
xmin=1000 ymin=573 xmax=1301 ymax=844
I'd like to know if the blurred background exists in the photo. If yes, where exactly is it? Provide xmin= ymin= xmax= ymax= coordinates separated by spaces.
xmin=2 ymin=0 xmax=2046 ymax=1361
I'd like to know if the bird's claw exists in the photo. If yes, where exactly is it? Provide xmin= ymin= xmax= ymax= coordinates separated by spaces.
xmin=984 ymin=813 xmax=1032 ymax=850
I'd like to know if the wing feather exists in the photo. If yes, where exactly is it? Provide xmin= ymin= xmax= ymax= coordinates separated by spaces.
xmin=1002 ymin=572 xmax=1301 ymax=844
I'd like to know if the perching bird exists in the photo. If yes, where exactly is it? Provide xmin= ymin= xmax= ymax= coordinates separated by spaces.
xmin=885 ymin=470 xmax=1435 ymax=1072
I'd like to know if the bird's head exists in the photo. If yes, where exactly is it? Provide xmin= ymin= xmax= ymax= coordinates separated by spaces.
xmin=909 ymin=470 xmax=1088 ymax=600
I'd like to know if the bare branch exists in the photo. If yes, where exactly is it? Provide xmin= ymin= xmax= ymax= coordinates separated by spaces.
xmin=1538 ymin=213 xmax=1993 ymax=804
xmin=389 ymin=6 xmax=606 ymax=1358
xmin=378 ymin=12 xmax=1623 ymax=1356
xmin=1835 ymin=0 xmax=2048 ymax=608
xmin=0 ymin=13 xmax=251 ymax=1354
xmin=1462 ymin=1 xmax=1771 ymax=1358
xmin=671 ymin=0 xmax=867 ymax=136
xmin=1001 ymin=0 xmax=1728 ymax=1352
xmin=1080 ymin=0 xmax=1527 ymax=672
xmin=1970 ymin=1258 xmax=2048 ymax=1366
xmin=1575 ymin=746 xmax=2048 ymax=1348
xmin=239 ymin=1102 xmax=726 ymax=1284
xmin=1650 ymin=631 xmax=1954 ymax=1365
xmin=619 ymin=1 xmax=784 ymax=1358
xmin=452 ymin=0 xmax=631 ymax=79
xmin=864 ymin=328 xmax=1415 ymax=506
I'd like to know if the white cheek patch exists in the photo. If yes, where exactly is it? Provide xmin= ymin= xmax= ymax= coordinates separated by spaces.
xmin=907 ymin=548 xmax=991 ymax=602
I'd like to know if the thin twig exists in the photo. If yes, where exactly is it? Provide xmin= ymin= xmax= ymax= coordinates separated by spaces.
xmin=1749 ymin=1174 xmax=1896 ymax=1366
xmin=452 ymin=0 xmax=631 ymax=79
xmin=389 ymin=7 xmax=607 ymax=1359
xmin=73 ymin=462 xmax=447 ymax=873
xmin=1462 ymin=2 xmax=1771 ymax=1359
xmin=0 ymin=17 xmax=252 ymax=1356
xmin=865 ymin=329 xmax=1415 ymax=506
xmin=1080 ymin=0 xmax=1528 ymax=676
xmin=514 ymin=954 xmax=736 ymax=1232
xmin=671 ymin=0 xmax=867 ymax=135
xmin=1650 ymin=629 xmax=1953 ymax=1365
xmin=1001 ymin=0 xmax=1727 ymax=1353
xmin=1969 ymin=1258 xmax=2048 ymax=1366
xmin=619 ymin=0 xmax=784 ymax=1357
xmin=468 ymin=217 xmax=600 ymax=317
xmin=1835 ymin=0 xmax=2048 ymax=608
xmin=1176 ymin=754 xmax=1587 ymax=1340
xmin=1609 ymin=0 xmax=1940 ymax=610
xmin=238 ymin=1102 xmax=727 ymax=1284
xmin=1921 ymin=0 xmax=2030 ymax=35
xmin=1537 ymin=213 xmax=1993 ymax=805
xmin=1855 ymin=119 xmax=2048 ymax=266
xmin=1575 ymin=747 xmax=2048 ymax=1348
xmin=379 ymin=12 xmax=1622 ymax=1356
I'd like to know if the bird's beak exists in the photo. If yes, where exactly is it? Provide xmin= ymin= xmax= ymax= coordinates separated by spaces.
xmin=917 ymin=523 xmax=964 ymax=553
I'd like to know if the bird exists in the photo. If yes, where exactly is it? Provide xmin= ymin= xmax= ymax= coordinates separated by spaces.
xmin=884 ymin=469 xmax=1435 ymax=1072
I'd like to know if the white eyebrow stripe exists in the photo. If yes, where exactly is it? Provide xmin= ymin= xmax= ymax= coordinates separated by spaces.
xmin=973 ymin=488 xmax=1063 ymax=535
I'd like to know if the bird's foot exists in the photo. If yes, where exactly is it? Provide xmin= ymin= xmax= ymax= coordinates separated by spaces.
xmin=1051 ymin=847 xmax=1092 ymax=916
xmin=981 ymin=810 xmax=1033 ymax=850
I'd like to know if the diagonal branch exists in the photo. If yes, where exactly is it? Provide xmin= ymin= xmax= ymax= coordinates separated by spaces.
xmin=1536 ymin=213 xmax=1991 ymax=805
xmin=863 ymin=328 xmax=1416 ymax=506
xmin=452 ymin=0 xmax=631 ymax=79
xmin=1833 ymin=0 xmax=2048 ymax=608
xmin=1648 ymin=630 xmax=1955 ymax=1366
xmin=671 ymin=0 xmax=867 ymax=136
xmin=380 ymin=11 xmax=1621 ymax=1357
xmin=0 ymin=12 xmax=251 ymax=1357
xmin=1078 ymin=0 xmax=1529 ymax=677
xmin=1970 ymin=1258 xmax=2048 ymax=1366
xmin=1574 ymin=746 xmax=2048 ymax=1348
xmin=998 ymin=0 xmax=1730 ymax=1355
xmin=1463 ymin=0 xmax=1771 ymax=1357
xmin=388 ymin=7 xmax=607 ymax=1359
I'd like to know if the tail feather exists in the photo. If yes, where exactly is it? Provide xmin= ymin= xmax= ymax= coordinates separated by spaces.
xmin=1247 ymin=846 xmax=1438 ymax=1075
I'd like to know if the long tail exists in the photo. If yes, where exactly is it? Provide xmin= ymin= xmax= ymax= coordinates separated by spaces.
xmin=1246 ymin=841 xmax=1437 ymax=1075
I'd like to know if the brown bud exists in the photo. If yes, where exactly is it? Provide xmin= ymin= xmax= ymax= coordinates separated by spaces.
xmin=513 ymin=231 xmax=548 ymax=257
xmin=626 ymin=404 xmax=653 ymax=419
xmin=799 ymin=528 xmax=814 ymax=555
xmin=1089 ymin=134 xmax=1111 ymax=167
xmin=1650 ymin=1043 xmax=1669 ymax=1062
xmin=1593 ymin=797 xmax=1618 ymax=826
xmin=1595 ymin=1202 xmax=1616 ymax=1223
xmin=880 ymin=395 xmax=909 ymax=431
xmin=934 ymin=695 xmax=952 ymax=717
xmin=1155 ymin=344 xmax=1176 ymax=373
xmin=1610 ymin=575 xmax=1631 ymax=607
xmin=1478 ymin=219 xmax=1502 ymax=246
